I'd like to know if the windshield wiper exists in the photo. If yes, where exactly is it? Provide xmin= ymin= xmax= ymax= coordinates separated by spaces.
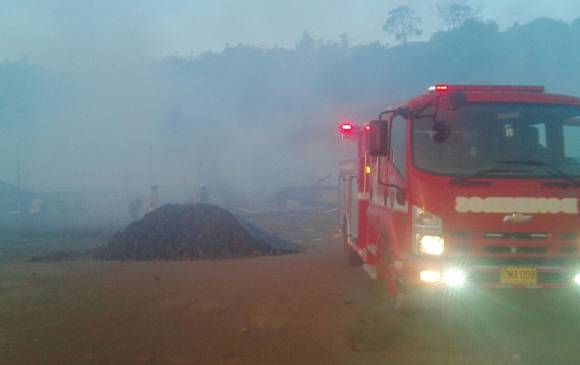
xmin=496 ymin=159 xmax=580 ymax=187
xmin=451 ymin=166 xmax=529 ymax=186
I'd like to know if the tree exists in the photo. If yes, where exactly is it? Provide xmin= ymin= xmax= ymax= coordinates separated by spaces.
xmin=382 ymin=6 xmax=423 ymax=45
xmin=436 ymin=0 xmax=481 ymax=30
xmin=339 ymin=33 xmax=349 ymax=48
xmin=296 ymin=31 xmax=315 ymax=50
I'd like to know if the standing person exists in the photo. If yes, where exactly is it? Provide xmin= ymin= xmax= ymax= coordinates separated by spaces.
xmin=199 ymin=184 xmax=209 ymax=203
xmin=147 ymin=184 xmax=159 ymax=212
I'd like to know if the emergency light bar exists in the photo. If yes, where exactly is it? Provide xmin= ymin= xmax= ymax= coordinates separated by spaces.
xmin=339 ymin=121 xmax=355 ymax=134
xmin=429 ymin=84 xmax=545 ymax=93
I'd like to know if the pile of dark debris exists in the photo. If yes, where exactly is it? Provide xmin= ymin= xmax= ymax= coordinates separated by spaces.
xmin=95 ymin=203 xmax=299 ymax=261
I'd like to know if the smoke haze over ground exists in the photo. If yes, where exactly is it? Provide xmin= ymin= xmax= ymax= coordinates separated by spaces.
xmin=1 ymin=2 xmax=580 ymax=225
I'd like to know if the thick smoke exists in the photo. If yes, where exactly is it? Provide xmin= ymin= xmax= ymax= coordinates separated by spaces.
xmin=1 ymin=2 xmax=580 ymax=226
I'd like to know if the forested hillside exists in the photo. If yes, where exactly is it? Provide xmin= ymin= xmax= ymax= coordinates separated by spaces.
xmin=1 ymin=17 xmax=579 ymax=208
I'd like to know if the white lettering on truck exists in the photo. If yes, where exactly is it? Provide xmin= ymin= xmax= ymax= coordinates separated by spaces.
xmin=455 ymin=197 xmax=578 ymax=214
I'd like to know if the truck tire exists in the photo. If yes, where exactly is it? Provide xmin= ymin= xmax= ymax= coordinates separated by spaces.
xmin=378 ymin=235 xmax=421 ymax=316
xmin=342 ymin=220 xmax=362 ymax=266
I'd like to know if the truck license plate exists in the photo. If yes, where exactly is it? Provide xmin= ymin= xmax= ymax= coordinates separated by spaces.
xmin=500 ymin=267 xmax=537 ymax=285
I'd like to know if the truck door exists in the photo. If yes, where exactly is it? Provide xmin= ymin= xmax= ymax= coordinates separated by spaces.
xmin=371 ymin=114 xmax=407 ymax=210
xmin=383 ymin=114 xmax=409 ymax=256
xmin=387 ymin=114 xmax=408 ymax=211
xmin=349 ymin=176 xmax=359 ymax=239
xmin=339 ymin=173 xmax=359 ymax=241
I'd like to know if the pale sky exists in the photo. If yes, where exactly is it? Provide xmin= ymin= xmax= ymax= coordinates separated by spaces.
xmin=1 ymin=0 xmax=580 ymax=68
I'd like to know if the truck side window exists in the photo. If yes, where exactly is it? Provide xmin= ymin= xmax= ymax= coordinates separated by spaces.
xmin=564 ymin=123 xmax=580 ymax=159
xmin=390 ymin=115 xmax=407 ymax=178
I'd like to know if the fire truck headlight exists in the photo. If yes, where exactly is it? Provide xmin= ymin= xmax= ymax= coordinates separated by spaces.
xmin=443 ymin=269 xmax=466 ymax=288
xmin=420 ymin=270 xmax=441 ymax=283
xmin=418 ymin=235 xmax=445 ymax=256
xmin=413 ymin=206 xmax=445 ymax=256
xmin=574 ymin=273 xmax=580 ymax=285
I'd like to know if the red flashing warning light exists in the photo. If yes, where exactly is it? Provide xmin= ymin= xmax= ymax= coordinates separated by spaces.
xmin=339 ymin=122 xmax=355 ymax=134
xmin=430 ymin=84 xmax=545 ymax=93
xmin=364 ymin=125 xmax=371 ymax=131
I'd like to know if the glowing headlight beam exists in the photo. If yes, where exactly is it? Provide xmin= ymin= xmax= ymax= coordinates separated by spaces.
xmin=443 ymin=269 xmax=466 ymax=288
xmin=420 ymin=270 xmax=441 ymax=283
xmin=418 ymin=235 xmax=444 ymax=256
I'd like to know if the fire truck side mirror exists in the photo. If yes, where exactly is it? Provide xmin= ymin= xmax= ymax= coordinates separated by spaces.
xmin=368 ymin=120 xmax=389 ymax=156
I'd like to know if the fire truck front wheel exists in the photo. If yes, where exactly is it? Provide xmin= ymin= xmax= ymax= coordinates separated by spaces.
xmin=377 ymin=238 xmax=422 ymax=315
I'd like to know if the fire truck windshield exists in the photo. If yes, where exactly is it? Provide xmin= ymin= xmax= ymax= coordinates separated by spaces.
xmin=411 ymin=103 xmax=580 ymax=178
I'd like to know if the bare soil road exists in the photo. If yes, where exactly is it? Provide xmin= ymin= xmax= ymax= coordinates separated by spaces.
xmin=1 ymin=210 xmax=580 ymax=365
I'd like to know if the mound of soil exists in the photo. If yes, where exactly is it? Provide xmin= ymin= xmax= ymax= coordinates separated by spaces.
xmin=29 ymin=250 xmax=89 ymax=262
xmin=95 ymin=203 xmax=299 ymax=261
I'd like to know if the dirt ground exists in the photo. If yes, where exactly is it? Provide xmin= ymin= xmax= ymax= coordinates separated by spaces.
xmin=2 ymin=209 xmax=580 ymax=365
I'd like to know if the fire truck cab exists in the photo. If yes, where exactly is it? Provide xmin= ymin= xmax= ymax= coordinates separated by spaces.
xmin=339 ymin=85 xmax=580 ymax=313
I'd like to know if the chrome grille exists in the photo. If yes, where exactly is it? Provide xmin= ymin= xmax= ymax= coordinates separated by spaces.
xmin=484 ymin=232 xmax=548 ymax=240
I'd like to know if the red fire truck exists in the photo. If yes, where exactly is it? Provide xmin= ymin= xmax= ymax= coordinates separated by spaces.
xmin=338 ymin=84 xmax=580 ymax=313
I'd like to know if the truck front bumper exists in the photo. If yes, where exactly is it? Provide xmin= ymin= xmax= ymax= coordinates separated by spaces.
xmin=400 ymin=258 xmax=580 ymax=289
